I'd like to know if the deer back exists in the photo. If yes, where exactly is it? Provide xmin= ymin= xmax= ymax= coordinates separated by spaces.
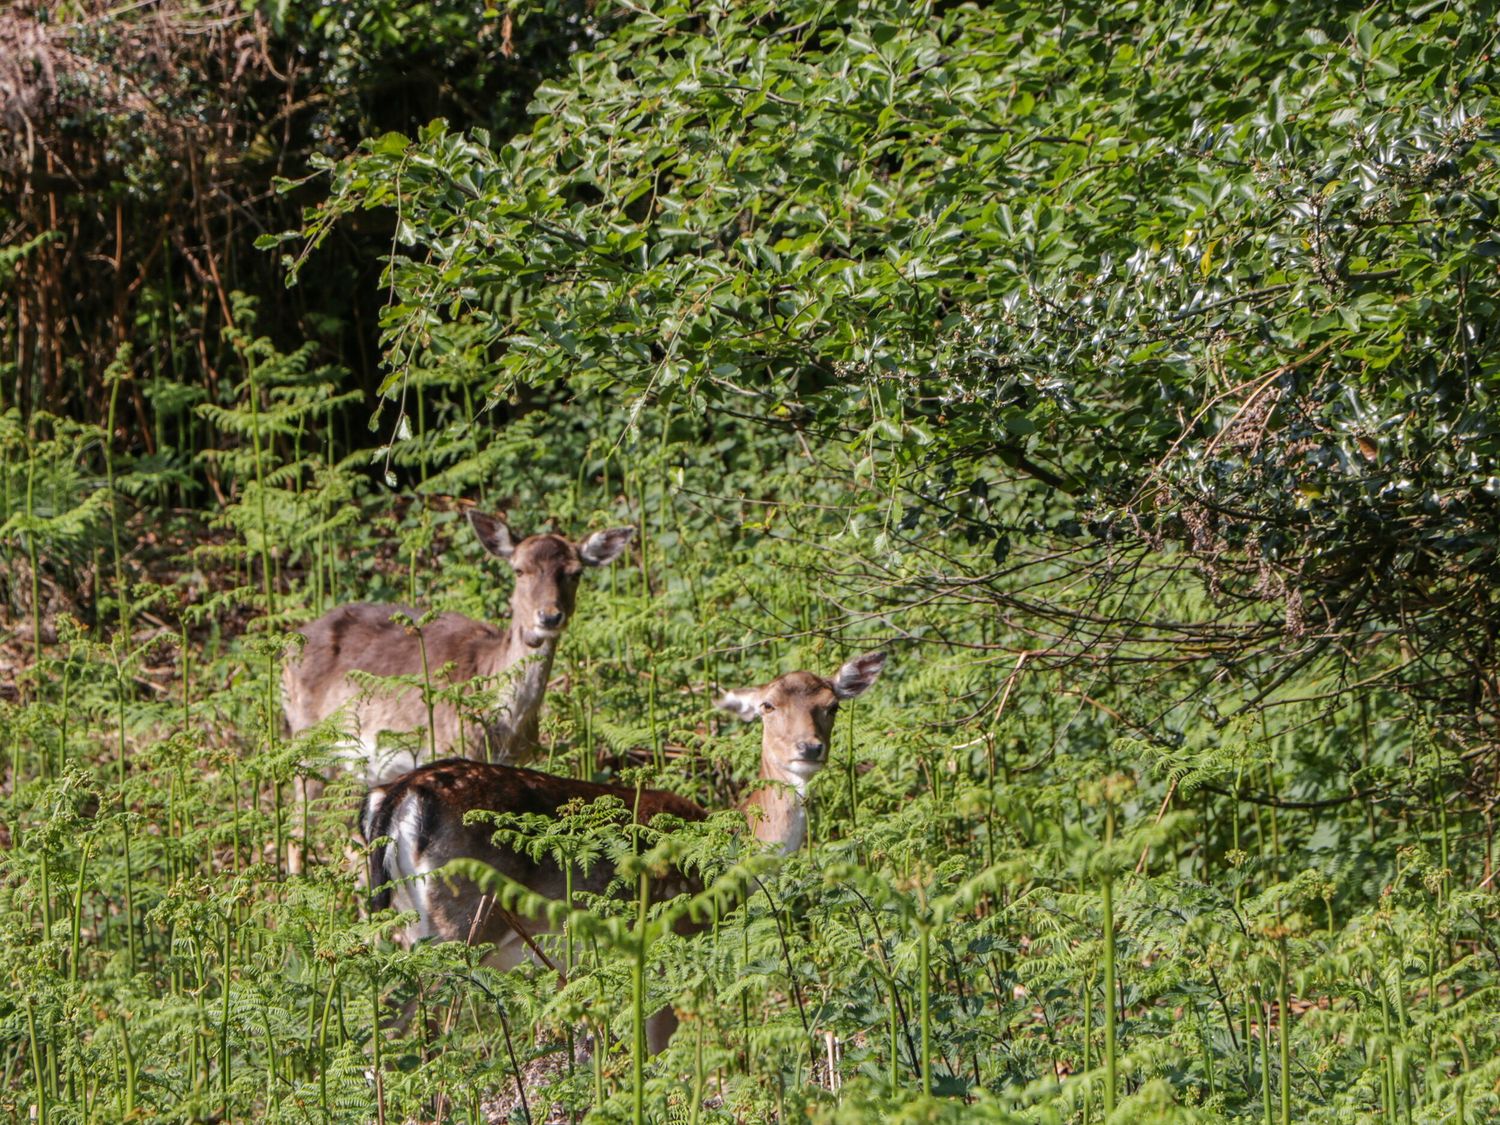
xmin=362 ymin=760 xmax=708 ymax=947
xmin=283 ymin=604 xmax=526 ymax=781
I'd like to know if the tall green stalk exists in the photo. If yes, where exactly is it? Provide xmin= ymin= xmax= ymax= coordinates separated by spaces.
xmin=1277 ymin=938 xmax=1292 ymax=1125
xmin=1259 ymin=988 xmax=1273 ymax=1125
xmin=632 ymin=867 xmax=651 ymax=1125
xmin=115 ymin=649 xmax=137 ymax=975
xmin=915 ymin=917 xmax=931 ymax=1096
xmin=69 ymin=835 xmax=91 ymax=983
xmin=242 ymin=344 xmax=276 ymax=619
xmin=1102 ymin=802 xmax=1117 ymax=1116
xmin=1082 ymin=963 xmax=1094 ymax=1124
xmin=25 ymin=1000 xmax=46 ymax=1125
xmin=371 ymin=975 xmax=386 ymax=1125
xmin=104 ymin=356 xmax=130 ymax=638
xmin=23 ymin=436 xmax=41 ymax=679
xmin=888 ymin=973 xmax=900 ymax=1098
xmin=317 ymin=968 xmax=340 ymax=1123
xmin=118 ymin=1017 xmax=136 ymax=1118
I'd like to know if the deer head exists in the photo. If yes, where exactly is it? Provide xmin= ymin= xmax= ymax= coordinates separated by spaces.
xmin=468 ymin=510 xmax=635 ymax=648
xmin=717 ymin=652 xmax=886 ymax=786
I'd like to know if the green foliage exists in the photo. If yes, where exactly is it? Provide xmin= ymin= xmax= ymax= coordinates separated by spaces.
xmin=3 ymin=1 xmax=1500 ymax=1122
xmin=306 ymin=0 xmax=1500 ymax=748
xmin=0 ymin=0 xmax=604 ymax=465
xmin=3 ymin=406 xmax=1496 ymax=1120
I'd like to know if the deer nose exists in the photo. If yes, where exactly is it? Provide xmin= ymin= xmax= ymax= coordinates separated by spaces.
xmin=796 ymin=739 xmax=825 ymax=760
xmin=537 ymin=610 xmax=566 ymax=629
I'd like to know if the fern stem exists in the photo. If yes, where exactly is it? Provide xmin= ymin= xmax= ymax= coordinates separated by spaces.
xmin=69 ymin=835 xmax=91 ymax=983
xmin=1102 ymin=802 xmax=1117 ymax=1116
xmin=116 ymin=651 xmax=137 ymax=976
xmin=317 ymin=967 xmax=339 ymax=1124
xmin=1277 ymin=938 xmax=1291 ymax=1125
xmin=1258 ymin=988 xmax=1273 ymax=1125
xmin=56 ymin=643 xmax=69 ymax=777
xmin=632 ymin=867 xmax=650 ymax=1125
xmin=1082 ymin=962 xmax=1093 ymax=1125
xmin=38 ymin=839 xmax=52 ymax=940
xmin=25 ymin=999 xmax=46 ymax=1125
xmin=220 ymin=912 xmax=233 ymax=1116
xmin=118 ymin=1017 xmax=136 ymax=1118
xmin=888 ymin=971 xmax=900 ymax=1098
xmin=918 ymin=919 xmax=932 ymax=1097
xmin=24 ymin=435 xmax=41 ymax=687
xmin=371 ymin=974 xmax=386 ymax=1125
xmin=104 ymin=356 xmax=129 ymax=637
xmin=243 ymin=341 xmax=277 ymax=618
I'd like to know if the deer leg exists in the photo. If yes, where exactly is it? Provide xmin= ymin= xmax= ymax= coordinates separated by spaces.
xmin=480 ymin=929 xmax=536 ymax=973
xmin=645 ymin=1007 xmax=679 ymax=1055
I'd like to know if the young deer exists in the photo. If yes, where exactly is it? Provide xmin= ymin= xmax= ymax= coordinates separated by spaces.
xmin=360 ymin=652 xmax=885 ymax=1047
xmin=284 ymin=510 xmax=633 ymax=871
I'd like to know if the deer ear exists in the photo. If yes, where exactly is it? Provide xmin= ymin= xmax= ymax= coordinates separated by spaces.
xmin=468 ymin=510 xmax=517 ymax=559
xmin=833 ymin=652 xmax=886 ymax=699
xmin=580 ymin=526 xmax=635 ymax=567
xmin=715 ymin=690 xmax=763 ymax=722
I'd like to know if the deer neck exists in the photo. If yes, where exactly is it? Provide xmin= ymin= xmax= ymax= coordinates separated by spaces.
xmin=478 ymin=623 xmax=559 ymax=740
xmin=740 ymin=749 xmax=812 ymax=855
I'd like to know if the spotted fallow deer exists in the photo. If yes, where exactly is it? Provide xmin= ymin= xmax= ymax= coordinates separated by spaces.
xmin=283 ymin=510 xmax=634 ymax=872
xmin=359 ymin=652 xmax=885 ymax=1048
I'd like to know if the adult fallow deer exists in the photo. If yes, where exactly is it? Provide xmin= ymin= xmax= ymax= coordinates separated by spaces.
xmin=284 ymin=510 xmax=633 ymax=871
xmin=359 ymin=652 xmax=885 ymax=1048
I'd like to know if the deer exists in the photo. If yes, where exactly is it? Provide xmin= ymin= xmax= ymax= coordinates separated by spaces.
xmin=358 ymin=651 xmax=886 ymax=1049
xmin=283 ymin=509 xmax=635 ymax=873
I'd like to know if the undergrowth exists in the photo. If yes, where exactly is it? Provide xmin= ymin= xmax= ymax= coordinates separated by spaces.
xmin=5 ymin=2 xmax=1500 ymax=1115
xmin=0 ymin=314 xmax=1496 ymax=1124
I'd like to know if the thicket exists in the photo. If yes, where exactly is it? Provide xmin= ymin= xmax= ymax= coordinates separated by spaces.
xmin=1 ymin=1 xmax=1499 ymax=1122
xmin=0 ymin=0 xmax=593 ymax=448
